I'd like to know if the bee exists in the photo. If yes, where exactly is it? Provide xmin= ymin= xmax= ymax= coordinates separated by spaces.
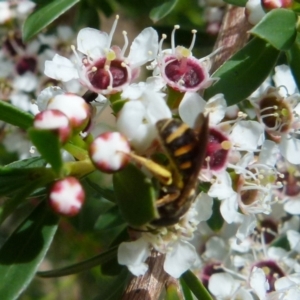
xmin=150 ymin=114 xmax=209 ymax=226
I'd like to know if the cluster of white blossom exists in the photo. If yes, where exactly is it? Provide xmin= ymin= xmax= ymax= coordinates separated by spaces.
xmin=1 ymin=4 xmax=300 ymax=299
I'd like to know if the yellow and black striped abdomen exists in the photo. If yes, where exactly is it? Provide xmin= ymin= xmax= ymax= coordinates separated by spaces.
xmin=156 ymin=118 xmax=198 ymax=180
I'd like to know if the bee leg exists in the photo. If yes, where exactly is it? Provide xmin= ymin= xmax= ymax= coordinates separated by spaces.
xmin=155 ymin=190 xmax=180 ymax=207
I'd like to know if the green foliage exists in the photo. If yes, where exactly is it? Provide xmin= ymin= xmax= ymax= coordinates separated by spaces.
xmin=222 ymin=0 xmax=247 ymax=6
xmin=37 ymin=247 xmax=118 ymax=278
xmin=113 ymin=164 xmax=158 ymax=227
xmin=0 ymin=202 xmax=59 ymax=300
xmin=23 ymin=0 xmax=80 ymax=41
xmin=28 ymin=128 xmax=63 ymax=175
xmin=206 ymin=198 xmax=224 ymax=232
xmin=150 ymin=0 xmax=179 ymax=23
xmin=286 ymin=33 xmax=300 ymax=91
xmin=250 ymin=9 xmax=297 ymax=50
xmin=0 ymin=101 xmax=33 ymax=130
xmin=204 ymin=37 xmax=280 ymax=105
xmin=181 ymin=271 xmax=213 ymax=300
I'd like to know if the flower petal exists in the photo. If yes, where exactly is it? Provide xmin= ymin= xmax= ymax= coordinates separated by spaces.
xmin=77 ymin=27 xmax=108 ymax=59
xmin=117 ymin=238 xmax=151 ymax=276
xmin=128 ymin=27 xmax=159 ymax=68
xmin=164 ymin=241 xmax=199 ymax=278
xmin=44 ymin=54 xmax=78 ymax=82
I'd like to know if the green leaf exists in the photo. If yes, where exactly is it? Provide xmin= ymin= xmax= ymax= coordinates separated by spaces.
xmin=85 ymin=177 xmax=115 ymax=202
xmin=113 ymin=163 xmax=158 ymax=227
xmin=37 ymin=246 xmax=118 ymax=277
xmin=166 ymin=282 xmax=182 ymax=300
xmin=286 ymin=33 xmax=300 ymax=91
xmin=28 ymin=128 xmax=63 ymax=175
xmin=250 ymin=9 xmax=297 ymax=50
xmin=270 ymin=234 xmax=290 ymax=250
xmin=204 ymin=37 xmax=280 ymax=105
xmin=206 ymin=198 xmax=224 ymax=232
xmin=223 ymin=0 xmax=247 ymax=6
xmin=5 ymin=157 xmax=46 ymax=169
xmin=0 ymin=101 xmax=33 ymax=129
xmin=95 ymin=206 xmax=126 ymax=230
xmin=181 ymin=271 xmax=213 ymax=300
xmin=22 ymin=0 xmax=80 ymax=41
xmin=0 ymin=167 xmax=54 ymax=197
xmin=75 ymin=0 xmax=100 ymax=29
xmin=0 ymin=202 xmax=59 ymax=300
xmin=93 ymin=268 xmax=130 ymax=300
xmin=150 ymin=0 xmax=179 ymax=22
xmin=180 ymin=278 xmax=193 ymax=300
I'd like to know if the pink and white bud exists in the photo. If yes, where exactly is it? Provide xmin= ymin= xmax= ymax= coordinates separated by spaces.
xmin=49 ymin=177 xmax=85 ymax=217
xmin=34 ymin=109 xmax=71 ymax=143
xmin=47 ymin=93 xmax=91 ymax=129
xmin=262 ymin=0 xmax=292 ymax=10
xmin=89 ymin=132 xmax=131 ymax=173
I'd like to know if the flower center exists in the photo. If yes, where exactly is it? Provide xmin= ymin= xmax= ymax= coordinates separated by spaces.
xmin=164 ymin=56 xmax=205 ymax=89
xmin=87 ymin=58 xmax=128 ymax=91
xmin=16 ymin=56 xmax=37 ymax=75
xmin=204 ymin=128 xmax=230 ymax=171
xmin=253 ymin=260 xmax=285 ymax=292
xmin=259 ymin=95 xmax=291 ymax=134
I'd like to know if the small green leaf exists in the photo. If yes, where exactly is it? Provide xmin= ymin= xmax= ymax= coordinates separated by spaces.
xmin=113 ymin=164 xmax=158 ymax=227
xmin=180 ymin=278 xmax=193 ymax=300
xmin=250 ymin=9 xmax=297 ymax=50
xmin=204 ymin=37 xmax=280 ymax=105
xmin=0 ymin=101 xmax=33 ymax=129
xmin=206 ymin=198 xmax=224 ymax=232
xmin=223 ymin=0 xmax=247 ymax=6
xmin=181 ymin=271 xmax=213 ymax=300
xmin=22 ymin=0 xmax=80 ymax=41
xmin=270 ymin=234 xmax=290 ymax=251
xmin=0 ymin=202 xmax=59 ymax=300
xmin=286 ymin=33 xmax=300 ymax=91
xmin=37 ymin=246 xmax=118 ymax=277
xmin=85 ymin=177 xmax=115 ymax=202
xmin=28 ymin=128 xmax=63 ymax=175
xmin=150 ymin=0 xmax=179 ymax=22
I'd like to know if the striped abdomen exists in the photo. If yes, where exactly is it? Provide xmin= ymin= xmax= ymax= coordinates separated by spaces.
xmin=156 ymin=118 xmax=198 ymax=181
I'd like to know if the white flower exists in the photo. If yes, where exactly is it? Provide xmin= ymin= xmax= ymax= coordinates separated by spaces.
xmin=116 ymin=78 xmax=171 ymax=152
xmin=45 ymin=17 xmax=158 ymax=95
xmin=209 ymin=273 xmax=252 ymax=300
xmin=179 ymin=92 xmax=226 ymax=127
xmin=245 ymin=0 xmax=266 ymax=25
xmin=250 ymin=267 xmax=269 ymax=300
xmin=118 ymin=238 xmax=151 ymax=276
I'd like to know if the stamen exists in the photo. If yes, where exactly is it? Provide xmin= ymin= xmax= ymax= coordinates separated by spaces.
xmin=260 ymin=105 xmax=278 ymax=113
xmin=104 ymin=65 xmax=113 ymax=90
xmin=171 ymin=25 xmax=180 ymax=53
xmin=121 ymin=31 xmax=128 ymax=57
xmin=159 ymin=34 xmax=167 ymax=54
xmin=221 ymin=141 xmax=232 ymax=150
xmin=87 ymin=66 xmax=97 ymax=74
xmin=107 ymin=15 xmax=119 ymax=48
xmin=71 ymin=45 xmax=81 ymax=65
xmin=8 ymin=32 xmax=24 ymax=56
xmin=189 ymin=29 xmax=197 ymax=51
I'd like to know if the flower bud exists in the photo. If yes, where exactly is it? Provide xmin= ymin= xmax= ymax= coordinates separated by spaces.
xmin=47 ymin=93 xmax=91 ymax=129
xmin=49 ymin=177 xmax=85 ymax=217
xmin=34 ymin=109 xmax=71 ymax=143
xmin=89 ymin=132 xmax=130 ymax=173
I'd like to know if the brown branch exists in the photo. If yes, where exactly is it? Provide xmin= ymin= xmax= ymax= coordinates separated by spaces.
xmin=121 ymin=250 xmax=171 ymax=300
xmin=211 ymin=5 xmax=253 ymax=73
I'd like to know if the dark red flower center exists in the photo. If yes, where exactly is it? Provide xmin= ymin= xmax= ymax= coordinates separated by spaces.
xmin=88 ymin=58 xmax=128 ymax=90
xmin=164 ymin=57 xmax=205 ymax=89
xmin=16 ymin=56 xmax=37 ymax=75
